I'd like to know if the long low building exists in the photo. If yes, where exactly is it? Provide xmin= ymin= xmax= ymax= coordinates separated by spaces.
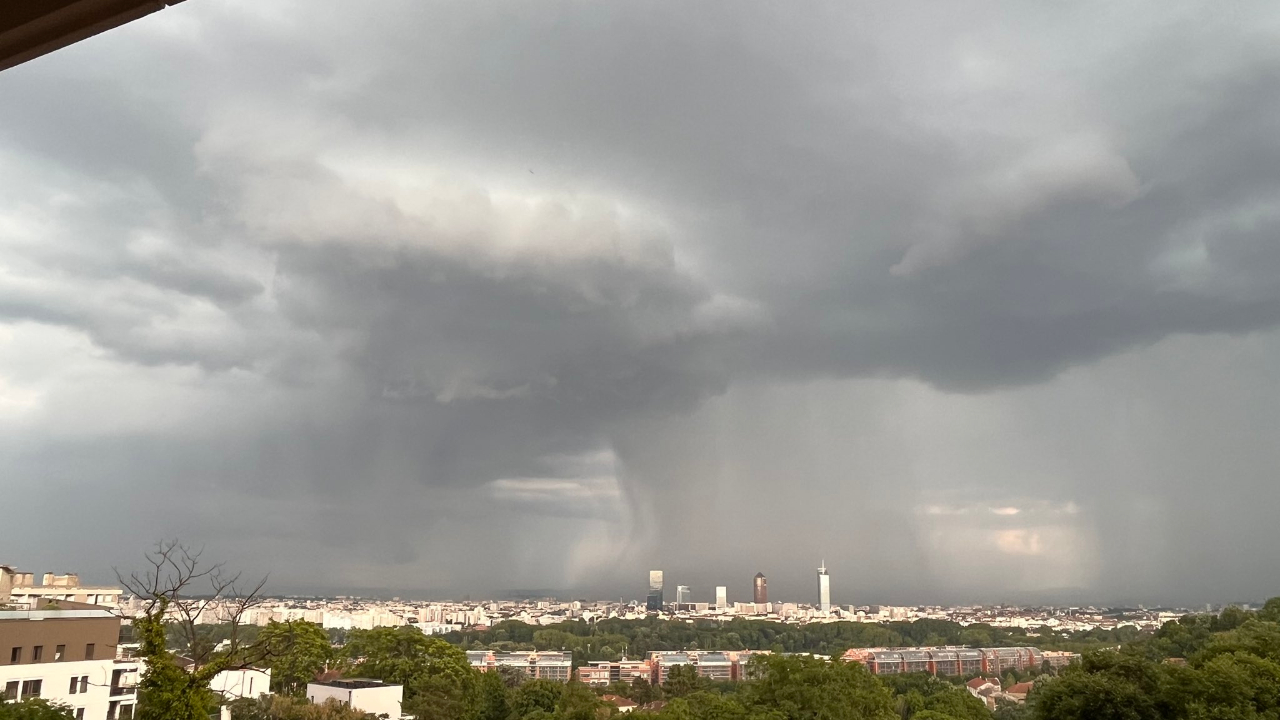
xmin=467 ymin=651 xmax=573 ymax=682
xmin=577 ymin=651 xmax=775 ymax=686
xmin=841 ymin=646 xmax=1078 ymax=677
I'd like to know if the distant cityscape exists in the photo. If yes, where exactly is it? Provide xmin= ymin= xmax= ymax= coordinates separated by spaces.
xmin=2 ymin=563 xmax=1240 ymax=634
xmin=1 ymin=561 xmax=1259 ymax=717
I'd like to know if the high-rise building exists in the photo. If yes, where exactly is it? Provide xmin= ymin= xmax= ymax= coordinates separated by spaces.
xmin=817 ymin=561 xmax=831 ymax=612
xmin=753 ymin=573 xmax=768 ymax=604
xmin=646 ymin=570 xmax=664 ymax=611
xmin=715 ymin=586 xmax=727 ymax=608
xmin=676 ymin=585 xmax=691 ymax=604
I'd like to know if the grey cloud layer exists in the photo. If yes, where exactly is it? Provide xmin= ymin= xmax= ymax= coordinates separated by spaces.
xmin=1 ymin=0 xmax=1279 ymax=603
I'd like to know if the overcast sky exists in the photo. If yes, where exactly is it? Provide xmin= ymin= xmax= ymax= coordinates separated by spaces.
xmin=3 ymin=0 xmax=1280 ymax=606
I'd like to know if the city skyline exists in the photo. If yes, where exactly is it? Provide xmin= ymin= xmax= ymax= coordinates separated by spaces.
xmin=4 ymin=0 xmax=1280 ymax=606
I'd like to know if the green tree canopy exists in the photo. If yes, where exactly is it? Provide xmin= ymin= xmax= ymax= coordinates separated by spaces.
xmin=0 ymin=699 xmax=75 ymax=720
xmin=253 ymin=620 xmax=335 ymax=695
xmin=744 ymin=654 xmax=897 ymax=720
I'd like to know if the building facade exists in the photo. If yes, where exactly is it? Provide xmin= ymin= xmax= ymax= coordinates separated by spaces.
xmin=841 ymin=646 xmax=1076 ymax=677
xmin=675 ymin=586 xmax=691 ymax=605
xmin=715 ymin=587 xmax=727 ymax=609
xmin=307 ymin=679 xmax=402 ymax=718
xmin=646 ymin=571 xmax=664 ymax=611
xmin=817 ymin=563 xmax=831 ymax=613
xmin=467 ymin=651 xmax=573 ymax=682
xmin=1 ymin=567 xmax=122 ymax=610
xmin=752 ymin=574 xmax=768 ymax=604
xmin=0 ymin=607 xmax=140 ymax=720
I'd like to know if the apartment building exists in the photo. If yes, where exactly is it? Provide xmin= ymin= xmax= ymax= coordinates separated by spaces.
xmin=841 ymin=646 xmax=1077 ymax=677
xmin=0 ymin=606 xmax=140 ymax=719
xmin=578 ymin=651 xmax=774 ymax=686
xmin=466 ymin=651 xmax=573 ymax=682
xmin=2 ymin=567 xmax=122 ymax=610
xmin=575 ymin=659 xmax=651 ymax=686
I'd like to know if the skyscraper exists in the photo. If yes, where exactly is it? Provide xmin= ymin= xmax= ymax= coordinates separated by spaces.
xmin=676 ymin=585 xmax=691 ymax=604
xmin=715 ymin=586 xmax=727 ymax=608
xmin=753 ymin=573 xmax=768 ymax=604
xmin=646 ymin=570 xmax=664 ymax=611
xmin=817 ymin=561 xmax=831 ymax=612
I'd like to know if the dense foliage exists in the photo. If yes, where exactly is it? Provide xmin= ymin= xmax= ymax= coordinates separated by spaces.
xmin=255 ymin=621 xmax=339 ymax=695
xmin=1030 ymin=598 xmax=1280 ymax=720
xmin=0 ymin=699 xmax=75 ymax=720
xmin=445 ymin=615 xmax=1135 ymax=664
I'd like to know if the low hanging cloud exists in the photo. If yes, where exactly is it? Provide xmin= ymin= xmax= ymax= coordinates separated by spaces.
xmin=2 ymin=0 xmax=1280 ymax=605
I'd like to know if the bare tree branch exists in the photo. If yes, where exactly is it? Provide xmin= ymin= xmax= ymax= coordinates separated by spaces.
xmin=115 ymin=540 xmax=270 ymax=676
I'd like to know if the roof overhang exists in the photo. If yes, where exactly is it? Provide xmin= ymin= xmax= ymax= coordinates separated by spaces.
xmin=0 ymin=0 xmax=185 ymax=73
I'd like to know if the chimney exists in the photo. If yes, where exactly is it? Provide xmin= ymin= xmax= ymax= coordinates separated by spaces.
xmin=0 ymin=565 xmax=14 ymax=604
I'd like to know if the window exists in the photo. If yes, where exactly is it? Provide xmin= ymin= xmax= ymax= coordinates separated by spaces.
xmin=119 ymin=704 xmax=134 ymax=720
xmin=21 ymin=679 xmax=42 ymax=698
xmin=80 ymin=676 xmax=88 ymax=693
xmin=32 ymin=645 xmax=43 ymax=661
xmin=69 ymin=676 xmax=79 ymax=694
xmin=4 ymin=681 xmax=17 ymax=700
xmin=76 ymin=710 xmax=85 ymax=720
xmin=85 ymin=643 xmax=95 ymax=660
xmin=9 ymin=646 xmax=20 ymax=663
xmin=55 ymin=644 xmax=65 ymax=661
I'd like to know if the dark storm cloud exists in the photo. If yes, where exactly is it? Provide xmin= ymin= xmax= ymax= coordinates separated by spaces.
xmin=2 ymin=0 xmax=1280 ymax=603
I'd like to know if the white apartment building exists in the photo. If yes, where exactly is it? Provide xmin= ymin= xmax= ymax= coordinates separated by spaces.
xmin=307 ymin=679 xmax=402 ymax=718
xmin=467 ymin=651 xmax=573 ymax=682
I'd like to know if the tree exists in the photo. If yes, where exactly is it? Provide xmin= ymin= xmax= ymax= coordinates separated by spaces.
xmin=469 ymin=668 xmax=510 ymax=720
xmin=344 ymin=627 xmax=473 ymax=689
xmin=253 ymin=620 xmax=335 ymax=695
xmin=509 ymin=679 xmax=562 ymax=719
xmin=664 ymin=665 xmax=704 ymax=698
xmin=1033 ymin=669 xmax=1162 ymax=720
xmin=1258 ymin=597 xmax=1280 ymax=624
xmin=630 ymin=676 xmax=661 ymax=705
xmin=118 ymin=540 xmax=270 ymax=720
xmin=343 ymin=627 xmax=477 ymax=719
xmin=745 ymin=654 xmax=897 ymax=720
xmin=0 ymin=699 xmax=75 ymax=720
xmin=496 ymin=665 xmax=529 ymax=689
xmin=557 ymin=681 xmax=603 ymax=720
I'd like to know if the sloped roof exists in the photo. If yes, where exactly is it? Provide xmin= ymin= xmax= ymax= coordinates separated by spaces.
xmin=1 ymin=0 xmax=186 ymax=72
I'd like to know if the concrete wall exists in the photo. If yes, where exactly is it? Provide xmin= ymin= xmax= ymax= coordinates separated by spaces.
xmin=0 ymin=614 xmax=120 ymax=665
xmin=308 ymin=682 xmax=403 ymax=718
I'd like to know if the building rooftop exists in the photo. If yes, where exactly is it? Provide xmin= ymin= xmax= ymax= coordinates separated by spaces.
xmin=0 ymin=0 xmax=188 ymax=73
xmin=0 ymin=608 xmax=116 ymax=621
xmin=311 ymin=679 xmax=395 ymax=690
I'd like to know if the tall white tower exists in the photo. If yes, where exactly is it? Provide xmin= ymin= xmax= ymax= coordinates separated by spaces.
xmin=715 ymin=586 xmax=728 ymax=608
xmin=817 ymin=561 xmax=831 ymax=613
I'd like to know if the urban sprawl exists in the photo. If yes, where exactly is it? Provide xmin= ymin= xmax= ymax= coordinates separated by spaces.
xmin=2 ymin=563 xmax=1218 ymax=718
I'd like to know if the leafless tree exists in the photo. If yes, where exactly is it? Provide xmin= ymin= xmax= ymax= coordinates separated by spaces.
xmin=116 ymin=540 xmax=271 ymax=684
